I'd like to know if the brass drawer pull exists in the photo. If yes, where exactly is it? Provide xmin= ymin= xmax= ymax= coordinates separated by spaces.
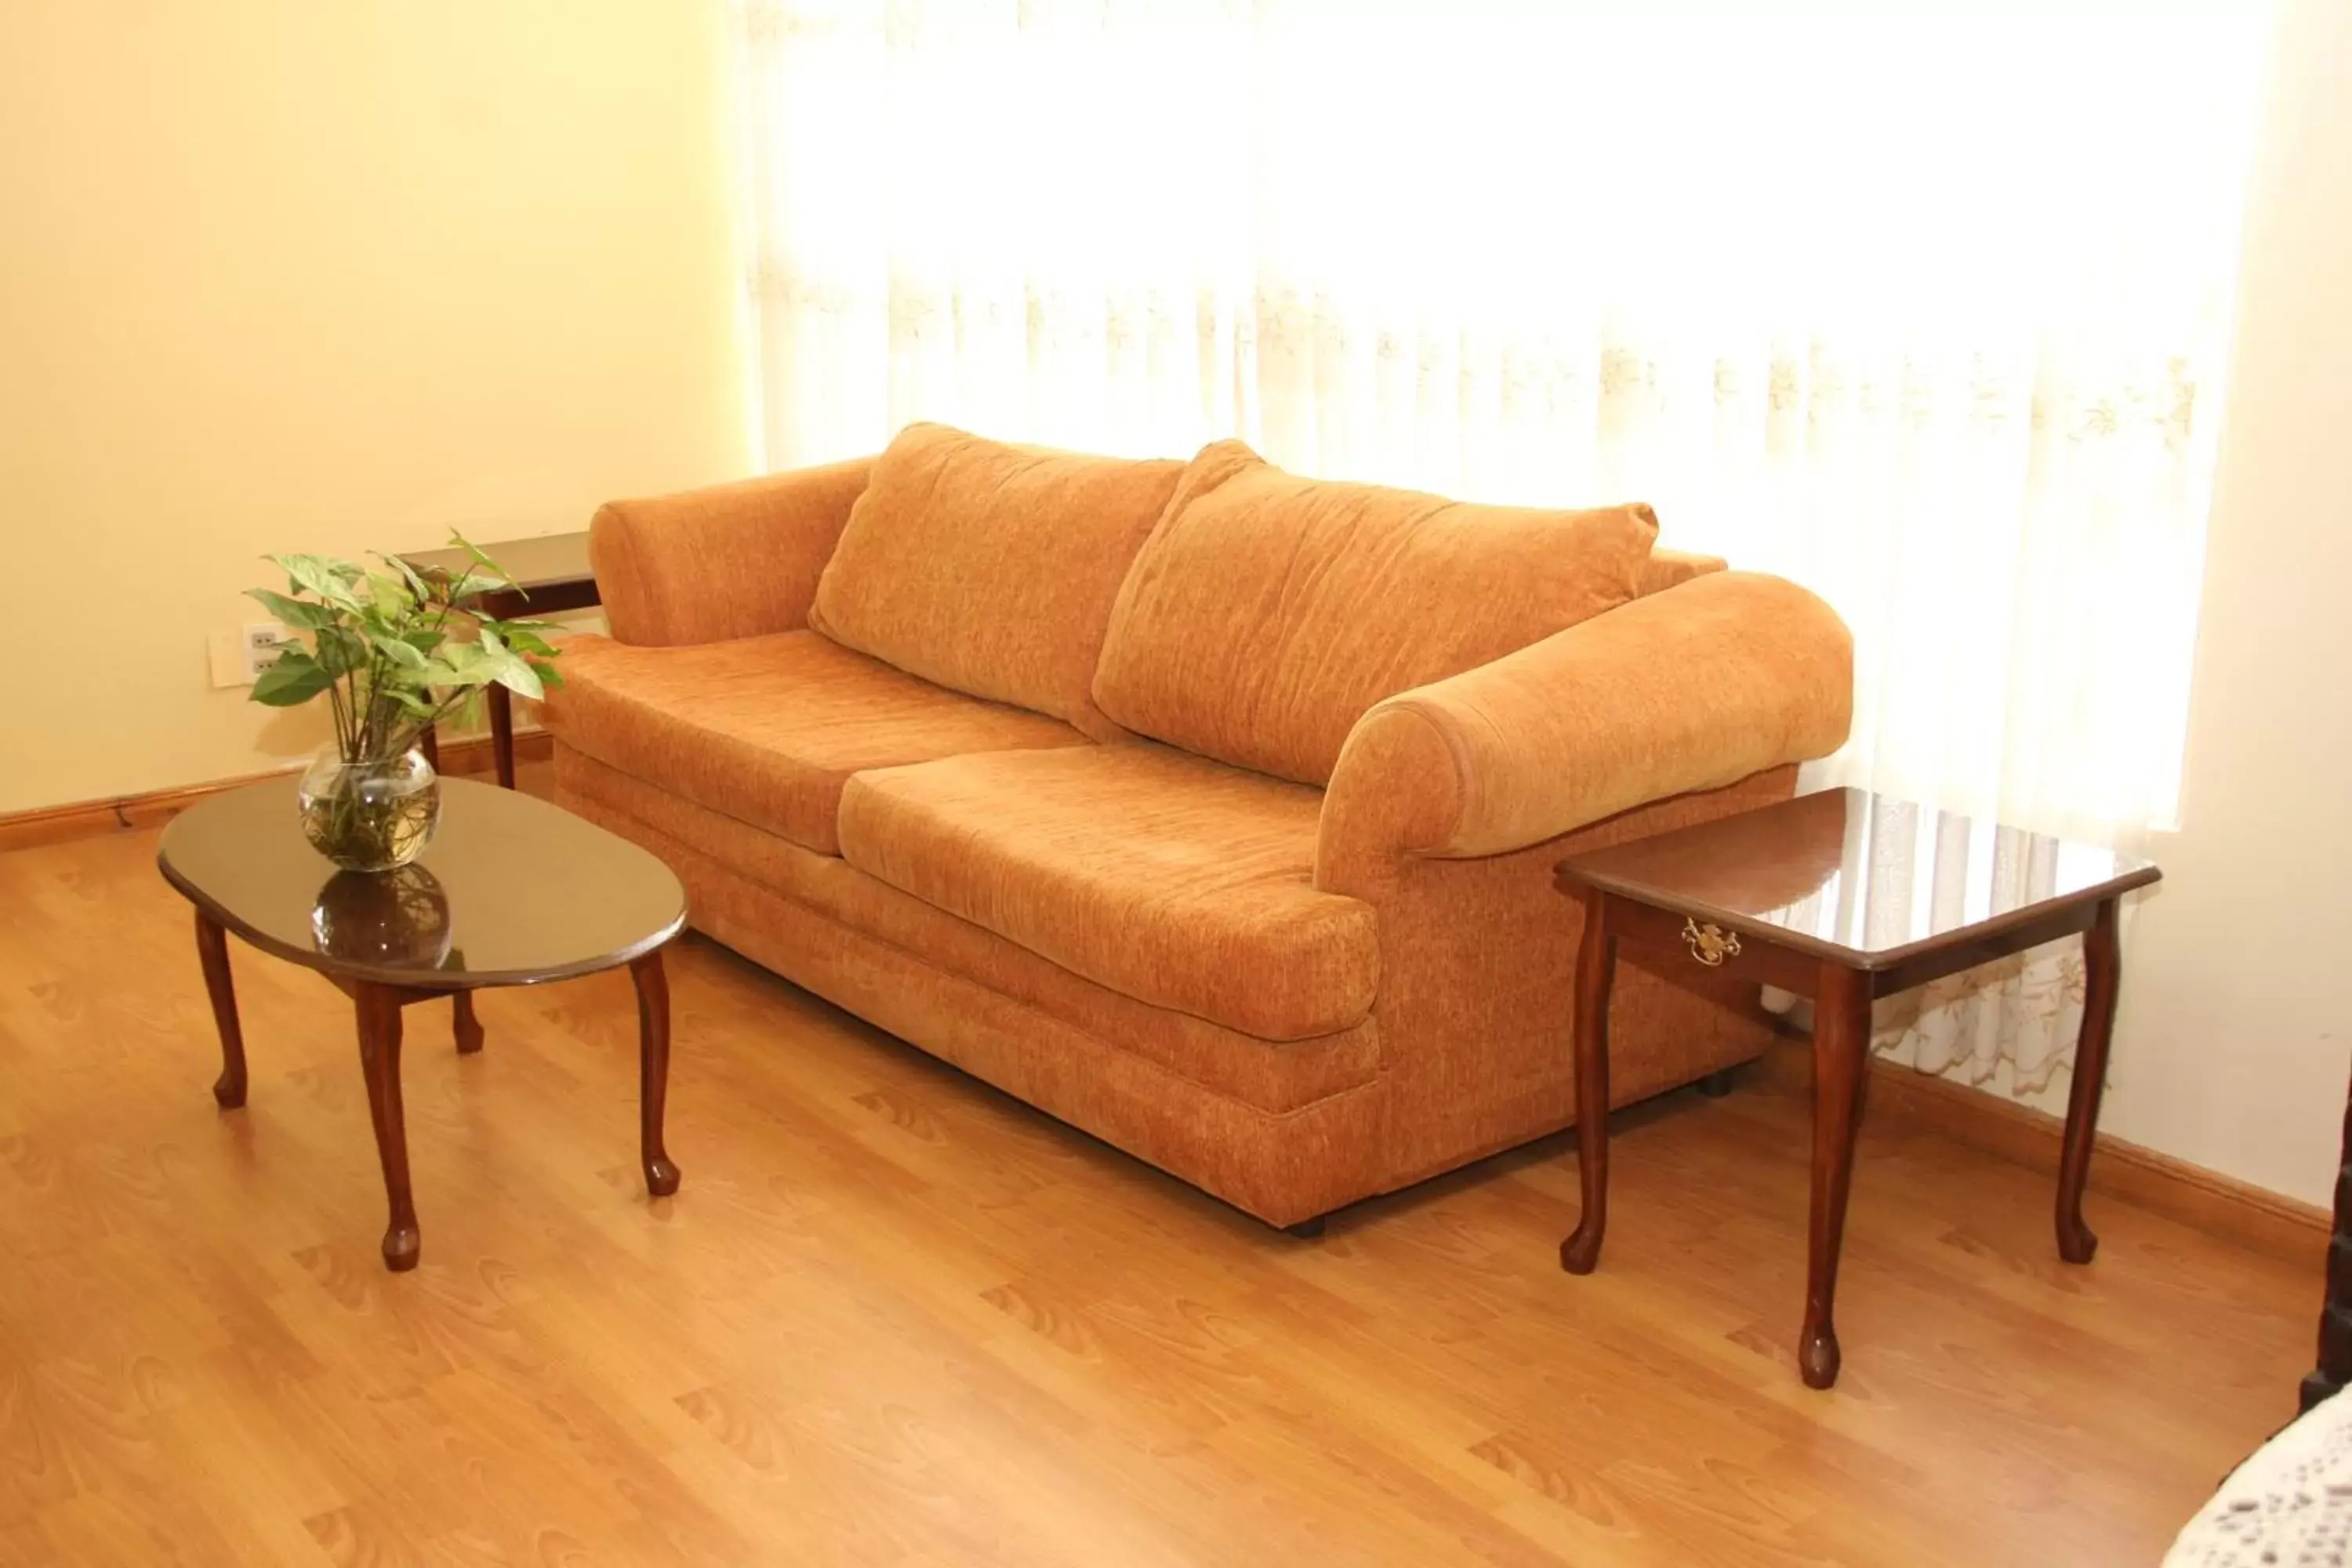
xmin=1682 ymin=918 xmax=1742 ymax=967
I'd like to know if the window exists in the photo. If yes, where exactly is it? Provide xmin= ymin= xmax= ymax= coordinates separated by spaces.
xmin=734 ymin=0 xmax=2272 ymax=845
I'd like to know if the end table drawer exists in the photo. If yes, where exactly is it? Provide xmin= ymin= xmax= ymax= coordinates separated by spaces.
xmin=1602 ymin=899 xmax=1819 ymax=996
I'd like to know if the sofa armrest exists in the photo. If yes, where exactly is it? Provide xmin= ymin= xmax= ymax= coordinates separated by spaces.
xmin=1317 ymin=572 xmax=1852 ymax=884
xmin=590 ymin=457 xmax=874 ymax=646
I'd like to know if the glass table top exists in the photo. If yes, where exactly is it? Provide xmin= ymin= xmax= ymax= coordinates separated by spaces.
xmin=158 ymin=778 xmax=684 ymax=988
xmin=1559 ymin=788 xmax=2158 ymax=967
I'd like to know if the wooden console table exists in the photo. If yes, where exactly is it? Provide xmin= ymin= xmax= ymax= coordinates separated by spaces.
xmin=397 ymin=532 xmax=597 ymax=788
xmin=1555 ymin=787 xmax=2158 ymax=1389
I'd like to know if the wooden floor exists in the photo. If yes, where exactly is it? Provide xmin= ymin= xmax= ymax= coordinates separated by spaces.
xmin=0 ymin=768 xmax=2313 ymax=1566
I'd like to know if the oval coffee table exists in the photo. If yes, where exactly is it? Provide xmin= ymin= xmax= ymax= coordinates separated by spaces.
xmin=158 ymin=776 xmax=687 ymax=1272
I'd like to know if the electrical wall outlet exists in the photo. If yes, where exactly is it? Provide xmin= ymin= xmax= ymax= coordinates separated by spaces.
xmin=241 ymin=622 xmax=289 ymax=683
xmin=209 ymin=622 xmax=292 ymax=688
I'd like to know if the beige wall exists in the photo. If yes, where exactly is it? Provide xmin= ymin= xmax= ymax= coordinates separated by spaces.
xmin=0 ymin=1 xmax=747 ymax=811
xmin=2089 ymin=0 xmax=2352 ymax=1207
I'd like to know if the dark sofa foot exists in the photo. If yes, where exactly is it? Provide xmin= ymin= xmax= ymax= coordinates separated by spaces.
xmin=1696 ymin=1068 xmax=1737 ymax=1099
xmin=1282 ymin=1215 xmax=1328 ymax=1239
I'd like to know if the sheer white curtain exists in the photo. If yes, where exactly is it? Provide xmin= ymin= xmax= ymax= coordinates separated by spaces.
xmin=732 ymin=0 xmax=2270 ymax=1093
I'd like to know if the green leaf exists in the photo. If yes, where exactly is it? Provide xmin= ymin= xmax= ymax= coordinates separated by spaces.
xmin=249 ymin=652 xmax=334 ymax=707
xmin=366 ymin=572 xmax=415 ymax=617
xmin=492 ymin=656 xmax=544 ymax=702
xmin=498 ymin=626 xmax=557 ymax=658
xmin=270 ymin=553 xmax=365 ymax=612
xmin=451 ymin=532 xmax=512 ymax=579
xmin=244 ymin=587 xmax=335 ymax=631
xmin=532 ymin=659 xmax=566 ymax=691
xmin=314 ymin=626 xmax=368 ymax=678
xmin=383 ymin=553 xmax=434 ymax=605
xmin=371 ymin=631 xmax=428 ymax=670
xmin=419 ymin=652 xmax=495 ymax=689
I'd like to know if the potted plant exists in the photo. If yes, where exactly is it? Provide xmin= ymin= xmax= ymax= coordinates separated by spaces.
xmin=246 ymin=539 xmax=564 ymax=871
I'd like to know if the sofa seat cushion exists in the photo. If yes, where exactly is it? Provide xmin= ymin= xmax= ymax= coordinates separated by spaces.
xmin=1092 ymin=439 xmax=1662 ymax=785
xmin=557 ymin=743 xmax=1381 ymax=1116
xmin=809 ymin=423 xmax=1186 ymax=739
xmin=836 ymin=745 xmax=1377 ymax=1041
xmin=540 ymin=630 xmax=1087 ymax=855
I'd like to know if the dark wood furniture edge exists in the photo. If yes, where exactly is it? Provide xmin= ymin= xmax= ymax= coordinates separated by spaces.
xmin=1554 ymin=860 xmax=2162 ymax=975
xmin=2 ymin=731 xmax=555 ymax=855
xmin=474 ymin=581 xmax=601 ymax=618
xmin=1869 ymin=902 xmax=2105 ymax=997
xmin=1559 ymin=885 xmax=1615 ymax=1275
xmin=194 ymin=909 xmax=246 ymax=1109
xmin=2053 ymin=898 xmax=2122 ymax=1264
xmin=1801 ymin=960 xmax=1873 ymax=1388
xmin=354 ymin=979 xmax=423 ymax=1271
xmin=1751 ymin=1028 xmax=2329 ymax=1265
xmin=2303 ymin=1075 xmax=2352 ymax=1410
xmin=488 ymin=685 xmax=515 ymax=789
xmin=394 ymin=540 xmax=598 ymax=605
xmin=1603 ymin=898 xmax=1823 ymax=994
xmin=632 ymin=949 xmax=682 ymax=1198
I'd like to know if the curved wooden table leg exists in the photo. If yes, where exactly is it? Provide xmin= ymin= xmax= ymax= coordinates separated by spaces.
xmin=194 ymin=911 xmax=247 ymax=1109
xmin=1801 ymin=962 xmax=1873 ymax=1389
xmin=354 ymin=982 xmax=420 ymax=1272
xmin=1560 ymin=890 xmax=1615 ymax=1276
xmin=631 ymin=950 xmax=680 ymax=1197
xmin=2056 ymin=897 xmax=2121 ymax=1265
xmin=452 ymin=990 xmax=484 ymax=1055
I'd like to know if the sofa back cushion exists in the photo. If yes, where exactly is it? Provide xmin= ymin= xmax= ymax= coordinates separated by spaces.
xmin=1091 ymin=441 xmax=1661 ymax=785
xmin=810 ymin=423 xmax=1186 ymax=739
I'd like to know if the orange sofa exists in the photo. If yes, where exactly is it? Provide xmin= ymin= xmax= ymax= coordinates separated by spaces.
xmin=541 ymin=424 xmax=1853 ymax=1229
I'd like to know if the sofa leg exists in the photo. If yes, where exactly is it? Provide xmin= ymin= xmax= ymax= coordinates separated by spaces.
xmin=1282 ymin=1215 xmax=1327 ymax=1240
xmin=1696 ymin=1068 xmax=1737 ymax=1099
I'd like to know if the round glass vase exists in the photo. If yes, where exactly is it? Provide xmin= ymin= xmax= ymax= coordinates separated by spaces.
xmin=296 ymin=746 xmax=441 ymax=873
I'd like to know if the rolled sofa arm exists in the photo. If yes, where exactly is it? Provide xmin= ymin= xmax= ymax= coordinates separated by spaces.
xmin=1317 ymin=571 xmax=1853 ymax=881
xmin=590 ymin=456 xmax=874 ymax=646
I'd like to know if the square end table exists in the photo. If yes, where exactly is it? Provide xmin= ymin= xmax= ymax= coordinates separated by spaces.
xmin=1555 ymin=786 xmax=2158 ymax=1388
